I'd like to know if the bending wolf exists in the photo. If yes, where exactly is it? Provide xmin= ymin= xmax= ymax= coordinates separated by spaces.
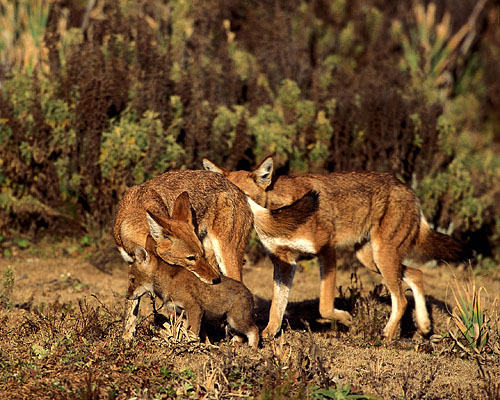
xmin=203 ymin=157 xmax=471 ymax=340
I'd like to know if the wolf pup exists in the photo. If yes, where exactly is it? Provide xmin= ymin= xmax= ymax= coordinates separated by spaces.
xmin=128 ymin=234 xmax=260 ymax=348
xmin=203 ymin=157 xmax=471 ymax=340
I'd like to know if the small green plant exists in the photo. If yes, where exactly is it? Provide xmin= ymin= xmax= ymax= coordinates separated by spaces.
xmin=80 ymin=235 xmax=92 ymax=247
xmin=310 ymin=384 xmax=382 ymax=400
xmin=0 ymin=265 xmax=15 ymax=309
xmin=13 ymin=237 xmax=30 ymax=249
xmin=447 ymin=277 xmax=492 ymax=356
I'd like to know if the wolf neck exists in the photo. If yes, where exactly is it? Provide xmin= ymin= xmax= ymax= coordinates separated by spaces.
xmin=262 ymin=182 xmax=294 ymax=209
xmin=246 ymin=197 xmax=287 ymax=241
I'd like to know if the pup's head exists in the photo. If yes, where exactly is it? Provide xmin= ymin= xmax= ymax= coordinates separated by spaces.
xmin=127 ymin=235 xmax=158 ymax=300
xmin=146 ymin=192 xmax=221 ymax=285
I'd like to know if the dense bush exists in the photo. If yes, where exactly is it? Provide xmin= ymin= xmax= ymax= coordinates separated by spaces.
xmin=0 ymin=0 xmax=498 ymax=264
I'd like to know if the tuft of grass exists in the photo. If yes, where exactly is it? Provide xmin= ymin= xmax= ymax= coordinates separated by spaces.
xmin=447 ymin=276 xmax=498 ymax=357
xmin=347 ymin=276 xmax=389 ymax=341
xmin=392 ymin=0 xmax=488 ymax=101
xmin=157 ymin=305 xmax=199 ymax=345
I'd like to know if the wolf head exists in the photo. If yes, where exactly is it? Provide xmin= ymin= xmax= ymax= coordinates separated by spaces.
xmin=146 ymin=192 xmax=221 ymax=285
xmin=203 ymin=157 xmax=273 ymax=207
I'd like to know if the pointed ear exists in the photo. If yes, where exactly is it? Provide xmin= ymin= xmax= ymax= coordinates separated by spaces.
xmin=171 ymin=192 xmax=192 ymax=224
xmin=134 ymin=245 xmax=148 ymax=263
xmin=253 ymin=157 xmax=273 ymax=188
xmin=202 ymin=158 xmax=228 ymax=175
xmin=145 ymin=234 xmax=157 ymax=255
xmin=146 ymin=211 xmax=171 ymax=241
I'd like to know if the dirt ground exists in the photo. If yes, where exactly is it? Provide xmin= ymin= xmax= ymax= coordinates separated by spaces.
xmin=1 ymin=238 xmax=499 ymax=399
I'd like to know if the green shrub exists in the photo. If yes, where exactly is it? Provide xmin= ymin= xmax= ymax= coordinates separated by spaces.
xmin=0 ymin=0 xmax=498 ymax=265
xmin=100 ymin=109 xmax=184 ymax=186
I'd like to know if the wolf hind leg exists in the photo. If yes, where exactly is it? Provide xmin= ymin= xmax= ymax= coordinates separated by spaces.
xmin=402 ymin=266 xmax=431 ymax=335
xmin=318 ymin=245 xmax=352 ymax=326
xmin=371 ymin=239 xmax=407 ymax=340
xmin=357 ymin=242 xmax=431 ymax=337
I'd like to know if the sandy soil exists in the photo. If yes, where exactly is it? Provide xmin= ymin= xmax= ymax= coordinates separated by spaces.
xmin=1 ymin=240 xmax=499 ymax=399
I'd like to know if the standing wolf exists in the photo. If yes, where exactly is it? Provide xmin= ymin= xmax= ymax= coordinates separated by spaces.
xmin=203 ymin=157 xmax=471 ymax=340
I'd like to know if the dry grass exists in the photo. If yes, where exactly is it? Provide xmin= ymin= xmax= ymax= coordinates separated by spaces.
xmin=0 ymin=239 xmax=499 ymax=399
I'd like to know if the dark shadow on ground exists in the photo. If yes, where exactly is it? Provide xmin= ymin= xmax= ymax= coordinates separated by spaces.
xmin=151 ymin=290 xmax=454 ymax=344
xmin=253 ymin=291 xmax=454 ymax=340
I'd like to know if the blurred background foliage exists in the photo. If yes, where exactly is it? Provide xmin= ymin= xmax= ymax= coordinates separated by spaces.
xmin=0 ymin=0 xmax=499 ymax=269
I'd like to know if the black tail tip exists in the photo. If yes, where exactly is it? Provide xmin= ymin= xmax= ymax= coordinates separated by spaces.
xmin=460 ymin=245 xmax=475 ymax=263
xmin=443 ymin=241 xmax=475 ymax=264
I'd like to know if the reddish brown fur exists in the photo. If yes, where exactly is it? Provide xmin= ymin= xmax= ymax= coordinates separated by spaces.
xmin=203 ymin=157 xmax=470 ymax=340
xmin=114 ymin=170 xmax=253 ymax=282
xmin=114 ymin=170 xmax=253 ymax=339
xmin=115 ymin=170 xmax=318 ymax=340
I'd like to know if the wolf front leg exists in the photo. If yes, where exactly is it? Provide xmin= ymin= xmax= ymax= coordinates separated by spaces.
xmin=122 ymin=297 xmax=141 ymax=340
xmin=262 ymin=253 xmax=297 ymax=339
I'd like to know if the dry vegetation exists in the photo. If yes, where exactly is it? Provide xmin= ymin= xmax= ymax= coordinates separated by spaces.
xmin=0 ymin=238 xmax=499 ymax=399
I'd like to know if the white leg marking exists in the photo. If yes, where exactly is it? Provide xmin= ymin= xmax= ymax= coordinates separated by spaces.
xmin=274 ymin=262 xmax=297 ymax=325
xmin=384 ymin=293 xmax=399 ymax=337
xmin=123 ymin=297 xmax=140 ymax=340
xmin=209 ymin=236 xmax=227 ymax=276
xmin=403 ymin=275 xmax=431 ymax=333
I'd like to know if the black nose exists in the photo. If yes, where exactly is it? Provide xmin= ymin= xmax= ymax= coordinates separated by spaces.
xmin=212 ymin=276 xmax=221 ymax=284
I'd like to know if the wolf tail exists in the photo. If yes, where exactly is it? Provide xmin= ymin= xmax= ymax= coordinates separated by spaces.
xmin=249 ymin=190 xmax=319 ymax=238
xmin=413 ymin=218 xmax=472 ymax=264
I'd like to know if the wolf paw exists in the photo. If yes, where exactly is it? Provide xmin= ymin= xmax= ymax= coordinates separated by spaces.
xmin=262 ymin=324 xmax=280 ymax=340
xmin=122 ymin=330 xmax=134 ymax=341
xmin=320 ymin=309 xmax=352 ymax=327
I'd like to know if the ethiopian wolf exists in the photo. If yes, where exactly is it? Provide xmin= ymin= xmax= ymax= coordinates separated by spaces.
xmin=203 ymin=157 xmax=471 ymax=340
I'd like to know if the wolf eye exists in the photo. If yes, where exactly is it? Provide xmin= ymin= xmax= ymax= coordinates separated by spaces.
xmin=187 ymin=255 xmax=196 ymax=261
xmin=130 ymin=277 xmax=135 ymax=284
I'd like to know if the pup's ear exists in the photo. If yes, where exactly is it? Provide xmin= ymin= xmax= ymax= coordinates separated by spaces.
xmin=134 ymin=245 xmax=148 ymax=263
xmin=144 ymin=234 xmax=157 ymax=255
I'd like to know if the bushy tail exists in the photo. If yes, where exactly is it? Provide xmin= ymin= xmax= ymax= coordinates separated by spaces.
xmin=249 ymin=190 xmax=319 ymax=238
xmin=414 ymin=219 xmax=473 ymax=264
